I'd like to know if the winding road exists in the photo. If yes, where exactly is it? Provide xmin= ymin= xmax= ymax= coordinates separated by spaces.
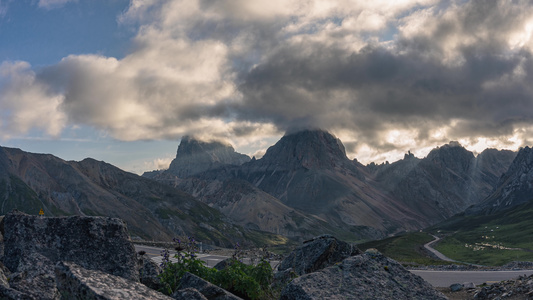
xmin=424 ymin=235 xmax=456 ymax=262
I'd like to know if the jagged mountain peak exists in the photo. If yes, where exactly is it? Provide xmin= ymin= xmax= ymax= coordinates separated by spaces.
xmin=468 ymin=146 xmax=533 ymax=214
xmin=426 ymin=141 xmax=474 ymax=172
xmin=505 ymin=146 xmax=533 ymax=175
xmin=258 ymin=129 xmax=349 ymax=170
xmin=168 ymin=136 xmax=250 ymax=178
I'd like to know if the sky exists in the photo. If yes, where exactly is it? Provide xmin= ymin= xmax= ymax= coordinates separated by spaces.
xmin=1 ymin=0 xmax=533 ymax=174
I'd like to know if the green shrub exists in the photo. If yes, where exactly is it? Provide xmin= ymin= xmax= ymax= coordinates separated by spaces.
xmin=158 ymin=238 xmax=274 ymax=300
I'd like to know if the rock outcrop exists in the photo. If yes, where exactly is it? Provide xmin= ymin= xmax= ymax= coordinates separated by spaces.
xmin=55 ymin=261 xmax=172 ymax=300
xmin=174 ymin=272 xmax=242 ymax=300
xmin=278 ymin=234 xmax=361 ymax=276
xmin=3 ymin=211 xmax=139 ymax=282
xmin=0 ymin=211 xmax=172 ymax=299
xmin=280 ymin=249 xmax=447 ymax=300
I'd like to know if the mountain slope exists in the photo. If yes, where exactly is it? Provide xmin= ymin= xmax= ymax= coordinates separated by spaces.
xmin=148 ymin=130 xmax=518 ymax=241
xmin=0 ymin=146 xmax=250 ymax=246
xmin=171 ymin=130 xmax=428 ymax=239
xmin=373 ymin=143 xmax=516 ymax=222
xmin=468 ymin=146 xmax=533 ymax=214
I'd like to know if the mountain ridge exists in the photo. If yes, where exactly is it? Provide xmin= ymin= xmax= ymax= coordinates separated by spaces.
xmin=147 ymin=130 xmax=518 ymax=241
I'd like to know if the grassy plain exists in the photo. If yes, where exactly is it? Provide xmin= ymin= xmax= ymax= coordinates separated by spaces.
xmin=429 ymin=201 xmax=533 ymax=266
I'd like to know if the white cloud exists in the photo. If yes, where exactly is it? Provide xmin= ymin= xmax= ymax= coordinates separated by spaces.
xmin=0 ymin=61 xmax=66 ymax=139
xmin=38 ymin=0 xmax=76 ymax=9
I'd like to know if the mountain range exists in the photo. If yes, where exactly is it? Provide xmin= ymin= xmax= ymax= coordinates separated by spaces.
xmin=0 ymin=128 xmax=528 ymax=246
xmin=144 ymin=129 xmax=518 ymax=241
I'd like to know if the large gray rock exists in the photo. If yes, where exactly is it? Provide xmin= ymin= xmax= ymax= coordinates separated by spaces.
xmin=5 ymin=252 xmax=59 ymax=299
xmin=55 ymin=261 xmax=172 ymax=300
xmin=279 ymin=249 xmax=447 ymax=300
xmin=175 ymin=272 xmax=242 ymax=300
xmin=1 ymin=211 xmax=140 ymax=299
xmin=139 ymin=256 xmax=162 ymax=290
xmin=3 ymin=211 xmax=138 ymax=281
xmin=278 ymin=235 xmax=361 ymax=276
xmin=171 ymin=287 xmax=208 ymax=300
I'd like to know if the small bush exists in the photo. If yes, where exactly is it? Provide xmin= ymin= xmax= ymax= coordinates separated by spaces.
xmin=158 ymin=238 xmax=274 ymax=300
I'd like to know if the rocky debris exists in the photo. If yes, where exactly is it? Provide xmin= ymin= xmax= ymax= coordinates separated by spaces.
xmin=464 ymin=282 xmax=476 ymax=289
xmin=175 ymin=272 xmax=243 ymax=300
xmin=171 ymin=287 xmax=208 ymax=300
xmin=277 ymin=234 xmax=361 ymax=276
xmin=55 ymin=261 xmax=172 ymax=300
xmin=473 ymin=274 xmax=533 ymax=299
xmin=3 ymin=211 xmax=139 ymax=281
xmin=279 ymin=248 xmax=447 ymax=300
xmin=451 ymin=283 xmax=464 ymax=292
xmin=502 ymin=261 xmax=533 ymax=270
xmin=450 ymin=282 xmax=476 ymax=292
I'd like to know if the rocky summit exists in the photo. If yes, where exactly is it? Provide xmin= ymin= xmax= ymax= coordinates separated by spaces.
xmin=167 ymin=135 xmax=251 ymax=178
xmin=469 ymin=146 xmax=533 ymax=215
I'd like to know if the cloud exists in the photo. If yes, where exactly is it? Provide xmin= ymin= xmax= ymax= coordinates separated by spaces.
xmin=37 ymin=0 xmax=76 ymax=9
xmin=2 ymin=0 xmax=533 ymax=163
xmin=0 ymin=1 xmax=7 ymax=18
xmin=0 ymin=61 xmax=66 ymax=138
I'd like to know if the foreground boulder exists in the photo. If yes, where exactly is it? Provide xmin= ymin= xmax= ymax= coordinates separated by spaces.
xmin=280 ymin=249 xmax=447 ymax=300
xmin=138 ymin=255 xmax=163 ymax=291
xmin=55 ymin=261 xmax=171 ymax=300
xmin=3 ymin=211 xmax=138 ymax=281
xmin=174 ymin=272 xmax=242 ymax=300
xmin=1 ymin=211 xmax=140 ymax=299
xmin=278 ymin=234 xmax=361 ymax=276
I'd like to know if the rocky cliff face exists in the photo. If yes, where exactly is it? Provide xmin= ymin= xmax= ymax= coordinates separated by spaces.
xmin=468 ymin=146 xmax=533 ymax=214
xmin=374 ymin=142 xmax=516 ymax=222
xmin=167 ymin=136 xmax=250 ymax=178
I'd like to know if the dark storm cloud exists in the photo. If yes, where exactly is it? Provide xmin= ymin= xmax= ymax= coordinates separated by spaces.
xmin=231 ymin=0 xmax=533 ymax=151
